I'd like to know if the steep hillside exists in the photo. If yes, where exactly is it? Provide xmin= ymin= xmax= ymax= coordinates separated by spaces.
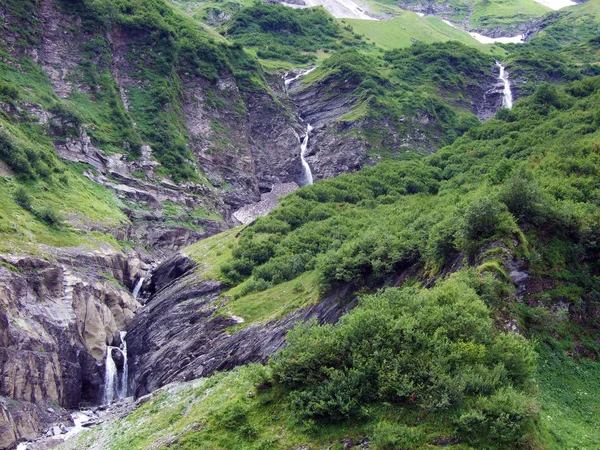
xmin=60 ymin=75 xmax=600 ymax=450
xmin=2 ymin=0 xmax=600 ymax=449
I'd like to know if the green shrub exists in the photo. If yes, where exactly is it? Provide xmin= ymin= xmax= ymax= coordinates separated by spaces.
xmin=0 ymin=81 xmax=19 ymax=101
xmin=499 ymin=169 xmax=546 ymax=224
xmin=270 ymin=276 xmax=536 ymax=424
xmin=13 ymin=187 xmax=32 ymax=211
xmin=461 ymin=196 xmax=506 ymax=241
xmin=371 ymin=422 xmax=422 ymax=450
xmin=238 ymin=277 xmax=271 ymax=296
xmin=36 ymin=207 xmax=62 ymax=227
xmin=455 ymin=387 xmax=536 ymax=448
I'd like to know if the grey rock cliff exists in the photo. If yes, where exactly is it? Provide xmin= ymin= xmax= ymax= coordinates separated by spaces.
xmin=0 ymin=246 xmax=146 ymax=448
xmin=126 ymin=254 xmax=356 ymax=398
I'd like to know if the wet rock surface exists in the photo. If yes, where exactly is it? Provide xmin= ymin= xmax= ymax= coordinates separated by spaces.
xmin=0 ymin=246 xmax=146 ymax=449
xmin=127 ymin=254 xmax=357 ymax=398
xmin=13 ymin=398 xmax=135 ymax=450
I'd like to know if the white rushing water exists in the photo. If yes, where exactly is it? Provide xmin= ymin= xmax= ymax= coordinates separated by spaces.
xmin=118 ymin=331 xmax=129 ymax=399
xmin=16 ymin=410 xmax=100 ymax=448
xmin=284 ymin=67 xmax=315 ymax=91
xmin=103 ymin=346 xmax=118 ymax=405
xmin=103 ymin=331 xmax=129 ymax=404
xmin=131 ymin=277 xmax=144 ymax=299
xmin=300 ymin=124 xmax=314 ymax=185
xmin=496 ymin=62 xmax=513 ymax=109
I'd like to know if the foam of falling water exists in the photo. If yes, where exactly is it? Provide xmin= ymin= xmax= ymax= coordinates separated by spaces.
xmin=60 ymin=412 xmax=90 ymax=441
xmin=103 ymin=346 xmax=118 ymax=405
xmin=284 ymin=67 xmax=315 ymax=91
xmin=131 ymin=277 xmax=144 ymax=299
xmin=496 ymin=62 xmax=513 ymax=109
xmin=118 ymin=331 xmax=128 ymax=399
xmin=300 ymin=124 xmax=314 ymax=185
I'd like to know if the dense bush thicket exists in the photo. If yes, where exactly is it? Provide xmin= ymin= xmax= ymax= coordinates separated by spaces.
xmin=384 ymin=41 xmax=493 ymax=91
xmin=270 ymin=273 xmax=537 ymax=447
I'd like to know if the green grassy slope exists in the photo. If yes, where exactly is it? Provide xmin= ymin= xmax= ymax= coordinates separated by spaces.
xmin=344 ymin=13 xmax=495 ymax=53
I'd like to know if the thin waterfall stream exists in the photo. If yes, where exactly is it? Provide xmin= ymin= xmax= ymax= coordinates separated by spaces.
xmin=283 ymin=68 xmax=317 ymax=186
xmin=102 ymin=331 xmax=129 ymax=404
xmin=132 ymin=277 xmax=144 ymax=299
xmin=119 ymin=331 xmax=129 ymax=399
xmin=300 ymin=124 xmax=314 ymax=185
xmin=103 ymin=346 xmax=118 ymax=405
xmin=496 ymin=62 xmax=513 ymax=109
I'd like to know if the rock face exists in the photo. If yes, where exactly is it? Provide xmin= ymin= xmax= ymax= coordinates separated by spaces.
xmin=0 ymin=0 xmax=307 ymax=252
xmin=126 ymin=254 xmax=357 ymax=398
xmin=287 ymin=63 xmax=505 ymax=181
xmin=0 ymin=246 xmax=146 ymax=448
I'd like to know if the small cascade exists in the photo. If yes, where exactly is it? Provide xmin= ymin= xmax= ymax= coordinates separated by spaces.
xmin=102 ymin=346 xmax=118 ymax=405
xmin=118 ymin=331 xmax=128 ymax=399
xmin=102 ymin=331 xmax=129 ymax=404
xmin=496 ymin=62 xmax=513 ymax=109
xmin=131 ymin=277 xmax=144 ymax=299
xmin=300 ymin=124 xmax=314 ymax=185
xmin=284 ymin=67 xmax=315 ymax=92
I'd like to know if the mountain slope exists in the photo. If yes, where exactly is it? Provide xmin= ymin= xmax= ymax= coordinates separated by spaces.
xmin=60 ymin=75 xmax=600 ymax=450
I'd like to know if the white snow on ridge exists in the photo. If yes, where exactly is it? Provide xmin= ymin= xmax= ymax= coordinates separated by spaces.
xmin=531 ymin=0 xmax=577 ymax=10
xmin=439 ymin=18 xmax=523 ymax=44
xmin=283 ymin=0 xmax=377 ymax=20
xmin=469 ymin=32 xmax=524 ymax=44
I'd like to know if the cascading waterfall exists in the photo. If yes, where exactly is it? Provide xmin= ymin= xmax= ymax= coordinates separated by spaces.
xmin=102 ymin=346 xmax=118 ymax=405
xmin=283 ymin=68 xmax=317 ymax=186
xmin=131 ymin=277 xmax=144 ymax=299
xmin=118 ymin=331 xmax=128 ymax=399
xmin=496 ymin=62 xmax=513 ymax=109
xmin=300 ymin=124 xmax=314 ymax=185
xmin=102 ymin=331 xmax=129 ymax=404
xmin=284 ymin=67 xmax=315 ymax=92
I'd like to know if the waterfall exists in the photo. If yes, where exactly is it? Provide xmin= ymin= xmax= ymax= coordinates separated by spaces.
xmin=284 ymin=67 xmax=315 ymax=92
xmin=102 ymin=331 xmax=129 ymax=404
xmin=118 ymin=331 xmax=128 ymax=399
xmin=102 ymin=346 xmax=118 ymax=405
xmin=131 ymin=277 xmax=144 ymax=299
xmin=496 ymin=62 xmax=513 ymax=109
xmin=300 ymin=124 xmax=314 ymax=185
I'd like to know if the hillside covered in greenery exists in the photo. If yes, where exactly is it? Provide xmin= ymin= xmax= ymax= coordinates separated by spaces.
xmin=1 ymin=0 xmax=599 ymax=449
xmin=63 ymin=68 xmax=600 ymax=450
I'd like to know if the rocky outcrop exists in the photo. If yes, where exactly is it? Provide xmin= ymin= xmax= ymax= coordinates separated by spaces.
xmin=286 ymin=72 xmax=370 ymax=181
xmin=0 ymin=246 xmax=147 ymax=449
xmin=126 ymin=254 xmax=357 ymax=398
xmin=0 ymin=397 xmax=72 ymax=449
xmin=475 ymin=64 xmax=508 ymax=121
xmin=232 ymin=182 xmax=300 ymax=224
xmin=286 ymin=62 xmax=504 ymax=181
